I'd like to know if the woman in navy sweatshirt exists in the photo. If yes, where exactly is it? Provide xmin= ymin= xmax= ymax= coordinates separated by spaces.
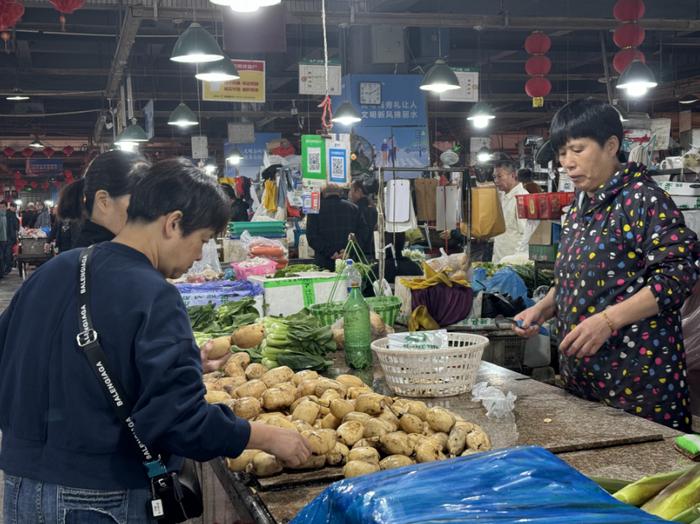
xmin=0 ymin=159 xmax=311 ymax=523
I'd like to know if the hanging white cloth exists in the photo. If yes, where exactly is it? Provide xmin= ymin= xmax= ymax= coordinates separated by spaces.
xmin=492 ymin=183 xmax=529 ymax=263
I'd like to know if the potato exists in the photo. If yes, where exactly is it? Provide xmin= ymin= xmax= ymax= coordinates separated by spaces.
xmin=379 ymin=455 xmax=415 ymax=470
xmin=262 ymin=387 xmax=295 ymax=411
xmin=380 ymin=431 xmax=412 ymax=456
xmin=208 ymin=336 xmax=232 ymax=360
xmin=447 ymin=424 xmax=469 ymax=456
xmin=230 ymin=351 xmax=251 ymax=369
xmin=226 ymin=450 xmax=261 ymax=472
xmin=466 ymin=428 xmax=492 ymax=451
xmin=293 ymin=420 xmax=313 ymax=433
xmin=429 ymin=432 xmax=449 ymax=451
xmin=342 ymin=412 xmax=371 ymax=424
xmin=232 ymin=397 xmax=261 ymax=420
xmin=249 ymin=452 xmax=283 ymax=477
xmin=363 ymin=418 xmax=394 ymax=439
xmin=302 ymin=429 xmax=337 ymax=455
xmin=320 ymin=413 xmax=341 ymax=430
xmin=204 ymin=390 xmax=230 ymax=403
xmin=288 ymin=454 xmax=326 ymax=470
xmin=326 ymin=442 xmax=349 ymax=466
xmin=346 ymin=386 xmax=373 ymax=399
xmin=405 ymin=400 xmax=428 ymax=421
xmin=343 ymin=460 xmax=380 ymax=479
xmin=314 ymin=378 xmax=347 ymax=398
xmin=426 ymin=407 xmax=456 ymax=433
xmin=276 ymin=381 xmax=298 ymax=397
xmin=318 ymin=405 xmax=330 ymax=417
xmin=292 ymin=400 xmax=321 ymax=425
xmin=262 ymin=415 xmax=297 ymax=431
xmin=391 ymin=398 xmax=409 ymax=414
xmin=205 ymin=381 xmax=226 ymax=392
xmin=219 ymin=376 xmax=248 ymax=395
xmin=330 ymin=399 xmax=355 ymax=420
xmin=353 ymin=437 xmax=380 ymax=449
xmin=290 ymin=395 xmax=320 ymax=413
xmin=377 ymin=409 xmax=400 ymax=431
xmin=461 ymin=449 xmax=479 ymax=457
xmin=223 ymin=359 xmax=244 ymax=378
xmin=312 ymin=419 xmax=323 ymax=429
xmin=297 ymin=379 xmax=321 ymax=397
xmin=347 ymin=446 xmax=380 ymax=464
xmin=203 ymin=371 xmax=224 ymax=382
xmin=355 ymin=393 xmax=384 ymax=416
xmin=336 ymin=421 xmax=365 ymax=447
xmin=399 ymin=413 xmax=424 ymax=434
xmin=262 ymin=366 xmax=295 ymax=388
xmin=231 ymin=324 xmax=264 ymax=349
xmin=335 ymin=374 xmax=366 ymax=388
xmin=407 ymin=433 xmax=422 ymax=451
xmin=255 ymin=412 xmax=286 ymax=422
xmin=292 ymin=370 xmax=319 ymax=386
xmin=415 ymin=439 xmax=446 ymax=463
xmin=234 ymin=379 xmax=267 ymax=399
xmin=245 ymin=363 xmax=268 ymax=380
xmin=319 ymin=389 xmax=342 ymax=406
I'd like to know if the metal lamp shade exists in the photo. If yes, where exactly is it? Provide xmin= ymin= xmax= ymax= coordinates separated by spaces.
xmin=420 ymin=59 xmax=460 ymax=93
xmin=195 ymin=59 xmax=240 ymax=82
xmin=170 ymin=22 xmax=224 ymax=64
xmin=117 ymin=124 xmax=149 ymax=143
xmin=679 ymin=94 xmax=698 ymax=105
xmin=467 ymin=102 xmax=496 ymax=121
xmin=168 ymin=103 xmax=198 ymax=127
xmin=616 ymin=60 xmax=657 ymax=96
xmin=332 ymin=101 xmax=362 ymax=125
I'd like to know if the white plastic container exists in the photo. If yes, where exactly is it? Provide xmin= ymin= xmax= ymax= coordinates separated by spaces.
xmin=248 ymin=272 xmax=347 ymax=317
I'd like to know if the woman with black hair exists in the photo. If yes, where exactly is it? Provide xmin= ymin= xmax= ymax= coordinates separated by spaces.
xmin=57 ymin=149 xmax=150 ymax=248
xmin=514 ymin=98 xmax=700 ymax=432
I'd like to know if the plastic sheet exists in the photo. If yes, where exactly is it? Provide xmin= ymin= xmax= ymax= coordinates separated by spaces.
xmin=291 ymin=446 xmax=670 ymax=524
xmin=485 ymin=267 xmax=531 ymax=305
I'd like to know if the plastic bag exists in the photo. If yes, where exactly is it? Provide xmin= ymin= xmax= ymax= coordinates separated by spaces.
xmin=231 ymin=257 xmax=278 ymax=280
xmin=471 ymin=381 xmax=517 ymax=418
xmin=485 ymin=267 xmax=531 ymax=305
xmin=425 ymin=249 xmax=469 ymax=281
xmin=240 ymin=230 xmax=288 ymax=269
xmin=387 ymin=329 xmax=448 ymax=350
xmin=187 ymin=239 xmax=222 ymax=276
xmin=291 ymin=446 xmax=670 ymax=524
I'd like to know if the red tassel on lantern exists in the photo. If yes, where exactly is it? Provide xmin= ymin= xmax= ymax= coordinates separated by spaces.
xmin=42 ymin=146 xmax=55 ymax=158
xmin=613 ymin=48 xmax=645 ymax=75
xmin=3 ymin=147 xmax=15 ymax=158
xmin=21 ymin=147 xmax=33 ymax=158
xmin=62 ymin=145 xmax=74 ymax=157
xmin=48 ymin=0 xmax=84 ymax=31
xmin=524 ymin=32 xmax=551 ymax=55
xmin=613 ymin=0 xmax=645 ymax=22
xmin=525 ymin=55 xmax=552 ymax=77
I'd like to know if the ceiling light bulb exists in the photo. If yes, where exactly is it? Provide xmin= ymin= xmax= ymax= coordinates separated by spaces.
xmin=168 ymin=103 xmax=198 ymax=128
xmin=420 ymin=59 xmax=460 ymax=94
xmin=230 ymin=0 xmax=260 ymax=12
xmin=195 ymin=59 xmax=240 ymax=82
xmin=471 ymin=116 xmax=491 ymax=129
xmin=227 ymin=150 xmax=242 ymax=165
xmin=616 ymin=60 xmax=657 ymax=98
xmin=332 ymin=101 xmax=362 ymax=126
xmin=476 ymin=147 xmax=492 ymax=164
xmin=624 ymin=83 xmax=650 ymax=98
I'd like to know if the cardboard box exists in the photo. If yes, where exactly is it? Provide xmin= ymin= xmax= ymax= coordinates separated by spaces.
xmin=671 ymin=195 xmax=700 ymax=209
xmin=248 ymin=272 xmax=347 ymax=317
xmin=528 ymin=221 xmax=561 ymax=246
xmin=529 ymin=244 xmax=558 ymax=262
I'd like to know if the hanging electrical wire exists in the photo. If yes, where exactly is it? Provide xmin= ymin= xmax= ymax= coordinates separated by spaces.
xmin=317 ymin=0 xmax=333 ymax=134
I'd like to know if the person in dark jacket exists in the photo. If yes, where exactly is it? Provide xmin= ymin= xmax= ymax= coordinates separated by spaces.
xmin=57 ymin=150 xmax=150 ymax=248
xmin=46 ymin=218 xmax=80 ymax=254
xmin=21 ymin=202 xmax=36 ymax=229
xmin=34 ymin=202 xmax=51 ymax=230
xmin=0 ymin=159 xmax=312 ymax=523
xmin=306 ymin=184 xmax=366 ymax=271
xmin=348 ymin=178 xmax=378 ymax=258
xmin=4 ymin=201 xmax=19 ymax=275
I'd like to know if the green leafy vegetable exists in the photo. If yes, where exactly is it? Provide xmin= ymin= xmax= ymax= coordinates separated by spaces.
xmin=272 ymin=264 xmax=322 ymax=278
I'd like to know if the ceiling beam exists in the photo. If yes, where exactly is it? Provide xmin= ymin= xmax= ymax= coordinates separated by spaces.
xmin=92 ymin=8 xmax=142 ymax=144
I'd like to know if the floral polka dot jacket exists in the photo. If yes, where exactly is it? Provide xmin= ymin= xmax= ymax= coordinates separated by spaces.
xmin=555 ymin=163 xmax=700 ymax=432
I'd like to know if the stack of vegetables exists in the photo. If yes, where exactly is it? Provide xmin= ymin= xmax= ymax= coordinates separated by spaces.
xmin=189 ymin=298 xmax=260 ymax=352
xmin=608 ymin=466 xmax=700 ymax=522
xmin=203 ymin=361 xmax=492 ymax=479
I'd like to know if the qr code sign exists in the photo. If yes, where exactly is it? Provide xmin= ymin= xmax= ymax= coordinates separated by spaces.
xmin=307 ymin=147 xmax=321 ymax=173
xmin=331 ymin=156 xmax=344 ymax=178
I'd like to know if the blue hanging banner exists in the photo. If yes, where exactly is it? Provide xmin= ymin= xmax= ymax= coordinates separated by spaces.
xmin=224 ymin=132 xmax=281 ymax=179
xmin=25 ymin=158 xmax=63 ymax=178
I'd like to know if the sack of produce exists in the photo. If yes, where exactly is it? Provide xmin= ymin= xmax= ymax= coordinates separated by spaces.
xmin=291 ymin=446 xmax=670 ymax=524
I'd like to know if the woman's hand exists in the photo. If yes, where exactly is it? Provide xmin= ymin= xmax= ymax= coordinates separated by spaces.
xmin=559 ymin=313 xmax=613 ymax=359
xmin=513 ymin=305 xmax=548 ymax=338
xmin=200 ymin=340 xmax=232 ymax=374
xmin=248 ymin=422 xmax=313 ymax=468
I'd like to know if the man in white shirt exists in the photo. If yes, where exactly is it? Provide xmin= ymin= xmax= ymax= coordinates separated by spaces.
xmin=492 ymin=160 xmax=529 ymax=262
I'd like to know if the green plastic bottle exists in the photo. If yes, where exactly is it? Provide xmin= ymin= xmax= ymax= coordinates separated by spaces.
xmin=343 ymin=260 xmax=372 ymax=369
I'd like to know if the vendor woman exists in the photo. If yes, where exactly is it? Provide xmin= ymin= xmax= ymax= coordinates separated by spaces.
xmin=515 ymin=98 xmax=700 ymax=432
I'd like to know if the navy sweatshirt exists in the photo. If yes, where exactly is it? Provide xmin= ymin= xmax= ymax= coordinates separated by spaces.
xmin=0 ymin=242 xmax=251 ymax=490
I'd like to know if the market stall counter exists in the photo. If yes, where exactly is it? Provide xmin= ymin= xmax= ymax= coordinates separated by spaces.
xmin=204 ymin=353 xmax=692 ymax=523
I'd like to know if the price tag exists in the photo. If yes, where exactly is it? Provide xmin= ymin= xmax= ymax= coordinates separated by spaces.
xmin=151 ymin=499 xmax=164 ymax=518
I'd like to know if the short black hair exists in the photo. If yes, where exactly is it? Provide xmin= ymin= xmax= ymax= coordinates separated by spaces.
xmin=127 ymin=158 xmax=230 ymax=235
xmin=550 ymin=98 xmax=623 ymax=154
xmin=351 ymin=178 xmax=366 ymax=194
xmin=517 ymin=168 xmax=534 ymax=183
xmin=493 ymin=159 xmax=516 ymax=173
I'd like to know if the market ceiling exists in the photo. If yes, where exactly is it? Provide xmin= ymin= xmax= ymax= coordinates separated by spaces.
xmin=1 ymin=0 xmax=700 ymax=145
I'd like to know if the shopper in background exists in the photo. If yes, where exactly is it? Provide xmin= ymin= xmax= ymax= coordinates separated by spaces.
xmin=348 ymin=178 xmax=378 ymax=258
xmin=518 ymin=168 xmax=542 ymax=193
xmin=58 ymin=149 xmax=150 ymax=248
xmin=46 ymin=217 xmax=80 ymax=254
xmin=0 ymin=201 xmax=7 ymax=278
xmin=0 ymin=158 xmax=311 ymax=523
xmin=4 ymin=201 xmax=18 ymax=275
xmin=514 ymin=98 xmax=700 ymax=432
xmin=307 ymin=184 xmax=366 ymax=271
xmin=21 ymin=202 xmax=36 ymax=229
xmin=34 ymin=201 xmax=51 ymax=230
xmin=492 ymin=160 xmax=529 ymax=262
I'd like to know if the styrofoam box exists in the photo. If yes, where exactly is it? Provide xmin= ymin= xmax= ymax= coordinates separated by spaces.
xmin=658 ymin=181 xmax=700 ymax=197
xmin=671 ymin=195 xmax=700 ymax=209
xmin=683 ymin=209 xmax=700 ymax=235
xmin=248 ymin=272 xmax=347 ymax=317
xmin=180 ymin=292 xmax=264 ymax=316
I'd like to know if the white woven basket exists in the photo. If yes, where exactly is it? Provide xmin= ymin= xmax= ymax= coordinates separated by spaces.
xmin=371 ymin=333 xmax=489 ymax=398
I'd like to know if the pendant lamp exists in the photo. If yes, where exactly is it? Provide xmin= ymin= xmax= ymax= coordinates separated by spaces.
xmin=679 ymin=94 xmax=698 ymax=105
xmin=29 ymin=138 xmax=45 ymax=151
xmin=227 ymin=149 xmax=243 ymax=165
xmin=170 ymin=22 xmax=224 ymax=64
xmin=616 ymin=59 xmax=657 ymax=98
xmin=168 ymin=103 xmax=198 ymax=128
xmin=331 ymin=101 xmax=362 ymax=126
xmin=195 ymin=58 xmax=239 ymax=82
xmin=467 ymin=102 xmax=496 ymax=129
xmin=420 ymin=59 xmax=460 ymax=94
xmin=116 ymin=123 xmax=149 ymax=144
xmin=6 ymin=88 xmax=29 ymax=101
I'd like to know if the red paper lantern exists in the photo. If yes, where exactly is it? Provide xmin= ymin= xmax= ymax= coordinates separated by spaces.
xmin=613 ymin=23 xmax=645 ymax=48
xmin=613 ymin=0 xmax=645 ymax=22
xmin=613 ymin=48 xmax=645 ymax=74
xmin=62 ymin=145 xmax=74 ymax=157
xmin=41 ymin=181 xmax=49 ymax=190
xmin=525 ymin=77 xmax=552 ymax=99
xmin=30 ymin=181 xmax=37 ymax=189
xmin=524 ymin=32 xmax=551 ymax=55
xmin=525 ymin=55 xmax=552 ymax=76
xmin=0 ymin=0 xmax=24 ymax=31
xmin=21 ymin=147 xmax=33 ymax=158
xmin=3 ymin=147 xmax=14 ymax=158
xmin=42 ymin=146 xmax=55 ymax=158
xmin=48 ymin=0 xmax=84 ymax=30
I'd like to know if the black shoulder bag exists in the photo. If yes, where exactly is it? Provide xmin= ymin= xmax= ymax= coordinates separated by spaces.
xmin=76 ymin=246 xmax=203 ymax=522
